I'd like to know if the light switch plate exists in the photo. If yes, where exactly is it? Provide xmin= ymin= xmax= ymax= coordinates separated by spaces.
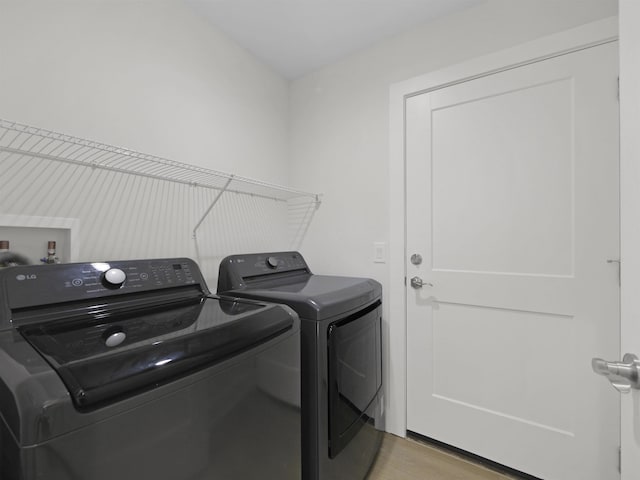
xmin=373 ymin=242 xmax=386 ymax=263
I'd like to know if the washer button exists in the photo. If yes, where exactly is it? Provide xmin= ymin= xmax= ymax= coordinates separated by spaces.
xmin=105 ymin=331 xmax=126 ymax=348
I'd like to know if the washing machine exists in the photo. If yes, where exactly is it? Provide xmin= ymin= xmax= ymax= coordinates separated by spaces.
xmin=217 ymin=251 xmax=384 ymax=480
xmin=0 ymin=258 xmax=301 ymax=480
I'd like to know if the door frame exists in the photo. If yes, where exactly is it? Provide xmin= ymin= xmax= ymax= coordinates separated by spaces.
xmin=387 ymin=16 xmax=619 ymax=439
xmin=618 ymin=3 xmax=640 ymax=478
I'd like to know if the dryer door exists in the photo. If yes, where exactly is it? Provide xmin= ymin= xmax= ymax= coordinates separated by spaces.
xmin=327 ymin=300 xmax=382 ymax=458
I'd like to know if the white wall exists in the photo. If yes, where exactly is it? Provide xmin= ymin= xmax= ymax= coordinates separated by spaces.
xmin=0 ymin=1 xmax=289 ymax=184
xmin=0 ymin=1 xmax=293 ymax=283
xmin=0 ymin=1 xmax=290 ymax=183
xmin=289 ymin=0 xmax=618 ymax=433
xmin=618 ymin=1 xmax=640 ymax=477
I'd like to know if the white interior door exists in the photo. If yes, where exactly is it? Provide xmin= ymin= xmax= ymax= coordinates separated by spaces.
xmin=405 ymin=42 xmax=620 ymax=480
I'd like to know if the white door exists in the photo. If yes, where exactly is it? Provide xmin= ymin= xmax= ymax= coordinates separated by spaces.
xmin=405 ymin=42 xmax=620 ymax=480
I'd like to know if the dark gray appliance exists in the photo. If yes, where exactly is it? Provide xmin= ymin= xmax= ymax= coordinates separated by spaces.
xmin=217 ymin=251 xmax=383 ymax=480
xmin=0 ymin=258 xmax=301 ymax=480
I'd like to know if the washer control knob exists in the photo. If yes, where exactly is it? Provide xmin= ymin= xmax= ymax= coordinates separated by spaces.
xmin=104 ymin=331 xmax=126 ymax=348
xmin=104 ymin=268 xmax=126 ymax=287
xmin=266 ymin=256 xmax=279 ymax=269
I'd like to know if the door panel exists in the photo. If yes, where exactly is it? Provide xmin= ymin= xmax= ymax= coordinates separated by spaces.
xmin=431 ymin=78 xmax=574 ymax=276
xmin=432 ymin=304 xmax=577 ymax=433
xmin=406 ymin=42 xmax=619 ymax=480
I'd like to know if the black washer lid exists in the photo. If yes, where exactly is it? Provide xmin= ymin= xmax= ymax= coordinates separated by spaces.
xmin=221 ymin=275 xmax=381 ymax=320
xmin=18 ymin=295 xmax=296 ymax=409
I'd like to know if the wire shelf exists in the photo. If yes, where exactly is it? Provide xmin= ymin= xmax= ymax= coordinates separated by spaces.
xmin=0 ymin=118 xmax=321 ymax=203
xmin=0 ymin=118 xmax=321 ymax=275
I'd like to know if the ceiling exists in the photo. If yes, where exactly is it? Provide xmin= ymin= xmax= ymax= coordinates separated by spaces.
xmin=185 ymin=0 xmax=485 ymax=79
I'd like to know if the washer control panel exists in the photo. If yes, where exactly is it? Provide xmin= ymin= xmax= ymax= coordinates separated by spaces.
xmin=3 ymin=258 xmax=204 ymax=311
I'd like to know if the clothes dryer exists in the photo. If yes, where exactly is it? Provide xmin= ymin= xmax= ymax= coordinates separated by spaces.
xmin=218 ymin=251 xmax=384 ymax=480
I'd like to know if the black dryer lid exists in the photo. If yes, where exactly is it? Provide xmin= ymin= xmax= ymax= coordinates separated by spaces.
xmin=221 ymin=274 xmax=381 ymax=321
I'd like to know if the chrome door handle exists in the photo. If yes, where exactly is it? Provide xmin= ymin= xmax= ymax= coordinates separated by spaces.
xmin=410 ymin=276 xmax=433 ymax=289
xmin=592 ymin=353 xmax=640 ymax=393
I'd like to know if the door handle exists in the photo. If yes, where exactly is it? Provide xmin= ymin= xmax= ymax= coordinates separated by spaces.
xmin=410 ymin=276 xmax=433 ymax=289
xmin=592 ymin=353 xmax=640 ymax=394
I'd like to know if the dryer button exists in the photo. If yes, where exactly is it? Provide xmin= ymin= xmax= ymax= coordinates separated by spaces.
xmin=266 ymin=257 xmax=279 ymax=268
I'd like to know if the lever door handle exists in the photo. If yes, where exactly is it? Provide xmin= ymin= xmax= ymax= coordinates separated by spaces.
xmin=410 ymin=276 xmax=433 ymax=289
xmin=592 ymin=353 xmax=640 ymax=394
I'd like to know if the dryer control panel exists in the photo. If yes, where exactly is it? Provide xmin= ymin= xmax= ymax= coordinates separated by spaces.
xmin=221 ymin=252 xmax=309 ymax=278
xmin=217 ymin=251 xmax=311 ymax=291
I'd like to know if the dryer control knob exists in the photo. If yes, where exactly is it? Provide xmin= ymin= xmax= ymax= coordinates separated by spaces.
xmin=266 ymin=256 xmax=279 ymax=269
xmin=104 ymin=268 xmax=126 ymax=287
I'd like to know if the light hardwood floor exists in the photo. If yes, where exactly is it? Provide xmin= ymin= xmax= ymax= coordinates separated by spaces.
xmin=367 ymin=434 xmax=522 ymax=480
